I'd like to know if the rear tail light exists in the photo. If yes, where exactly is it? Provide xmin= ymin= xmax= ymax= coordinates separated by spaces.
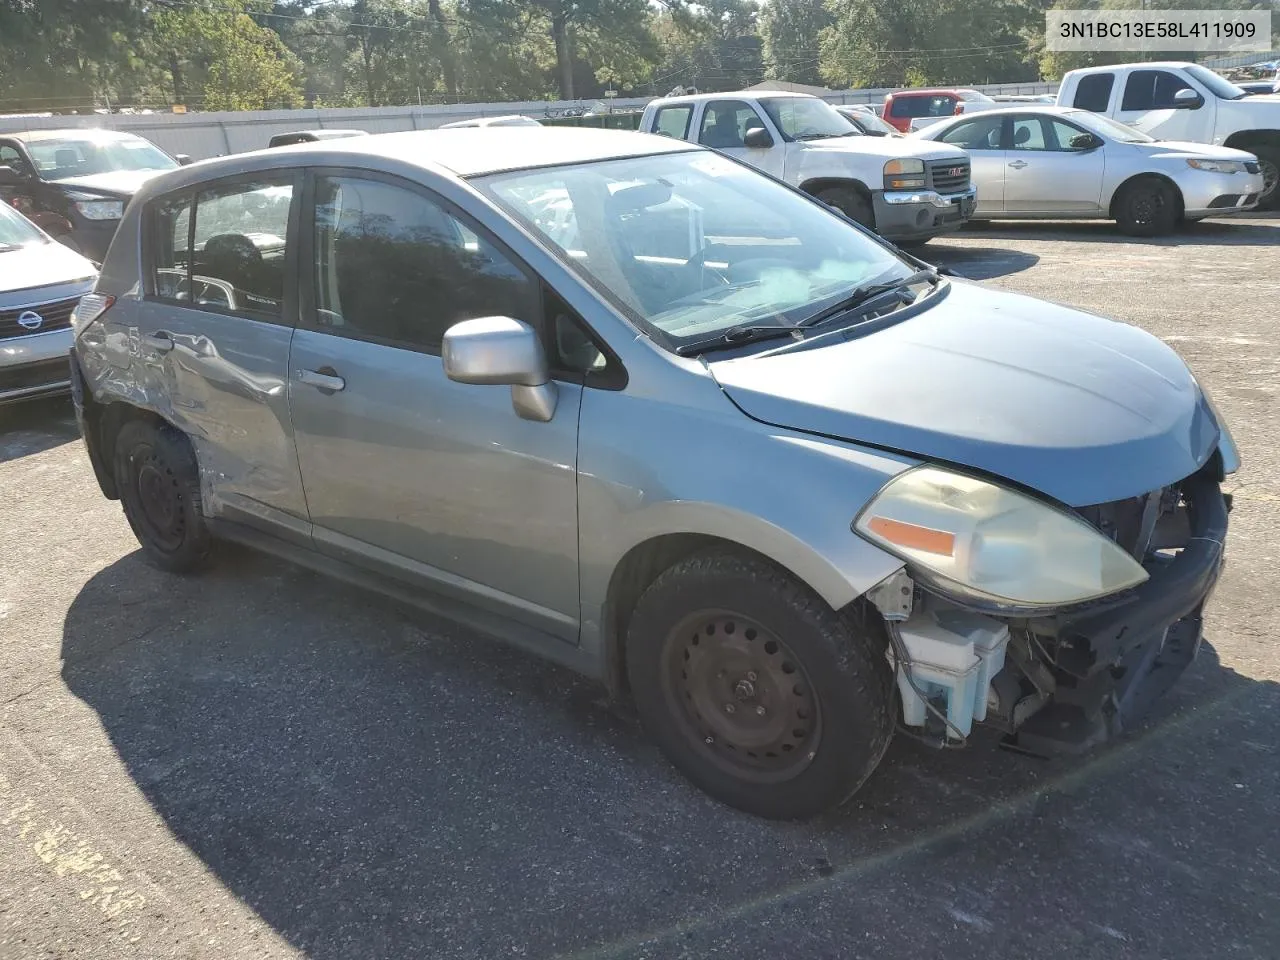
xmin=71 ymin=293 xmax=114 ymax=335
xmin=954 ymin=103 xmax=964 ymax=115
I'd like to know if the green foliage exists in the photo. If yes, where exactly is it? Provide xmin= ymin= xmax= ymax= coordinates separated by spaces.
xmin=760 ymin=0 xmax=832 ymax=86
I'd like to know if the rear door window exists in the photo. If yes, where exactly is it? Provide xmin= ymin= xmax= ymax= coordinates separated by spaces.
xmin=653 ymin=105 xmax=693 ymax=139
xmin=939 ymin=115 xmax=1004 ymax=150
xmin=149 ymin=177 xmax=296 ymax=321
xmin=1121 ymin=70 xmax=1190 ymax=110
xmin=1073 ymin=73 xmax=1114 ymax=112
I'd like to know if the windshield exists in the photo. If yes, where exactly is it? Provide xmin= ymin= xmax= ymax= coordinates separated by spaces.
xmin=0 ymin=201 xmax=47 ymax=248
xmin=847 ymin=110 xmax=897 ymax=135
xmin=476 ymin=150 xmax=910 ymax=350
xmin=760 ymin=98 xmax=858 ymax=141
xmin=27 ymin=134 xmax=176 ymax=181
xmin=1068 ymin=111 xmax=1154 ymax=143
xmin=1184 ymin=64 xmax=1246 ymax=101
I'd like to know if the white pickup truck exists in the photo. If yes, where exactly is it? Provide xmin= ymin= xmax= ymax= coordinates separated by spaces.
xmin=639 ymin=91 xmax=977 ymax=244
xmin=1057 ymin=61 xmax=1279 ymax=208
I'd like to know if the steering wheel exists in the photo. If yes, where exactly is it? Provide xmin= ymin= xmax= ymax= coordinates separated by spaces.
xmin=683 ymin=243 xmax=735 ymax=292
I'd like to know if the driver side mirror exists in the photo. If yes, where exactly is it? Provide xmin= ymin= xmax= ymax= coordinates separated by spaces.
xmin=1172 ymin=88 xmax=1203 ymax=110
xmin=1068 ymin=132 xmax=1104 ymax=151
xmin=743 ymin=126 xmax=773 ymax=149
xmin=0 ymin=164 xmax=27 ymax=187
xmin=442 ymin=316 xmax=558 ymax=422
xmin=175 ymin=154 xmax=193 ymax=166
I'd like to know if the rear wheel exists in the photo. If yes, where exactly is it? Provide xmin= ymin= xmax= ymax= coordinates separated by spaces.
xmin=114 ymin=419 xmax=213 ymax=573
xmin=626 ymin=549 xmax=894 ymax=820
xmin=1114 ymin=176 xmax=1179 ymax=237
xmin=814 ymin=185 xmax=875 ymax=231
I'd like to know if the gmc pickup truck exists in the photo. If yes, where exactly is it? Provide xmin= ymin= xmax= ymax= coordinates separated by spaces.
xmin=1057 ymin=61 xmax=1279 ymax=208
xmin=639 ymin=91 xmax=976 ymax=244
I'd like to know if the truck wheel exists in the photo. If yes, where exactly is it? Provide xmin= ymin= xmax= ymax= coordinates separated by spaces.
xmin=114 ymin=419 xmax=213 ymax=573
xmin=1253 ymin=147 xmax=1279 ymax=211
xmin=626 ymin=548 xmax=894 ymax=820
xmin=814 ymin=186 xmax=875 ymax=231
xmin=1114 ymin=177 xmax=1179 ymax=237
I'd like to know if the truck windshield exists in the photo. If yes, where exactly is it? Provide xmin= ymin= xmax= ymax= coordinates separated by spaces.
xmin=476 ymin=150 xmax=910 ymax=351
xmin=26 ymin=134 xmax=176 ymax=181
xmin=760 ymin=98 xmax=857 ymax=141
xmin=1184 ymin=64 xmax=1247 ymax=101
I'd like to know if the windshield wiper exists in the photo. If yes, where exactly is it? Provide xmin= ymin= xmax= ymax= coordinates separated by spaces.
xmin=797 ymin=268 xmax=939 ymax=329
xmin=793 ymin=132 xmax=842 ymax=141
xmin=675 ymin=323 xmax=802 ymax=357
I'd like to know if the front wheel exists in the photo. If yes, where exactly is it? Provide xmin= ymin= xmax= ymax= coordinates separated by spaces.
xmin=814 ymin=185 xmax=876 ymax=231
xmin=1252 ymin=147 xmax=1279 ymax=211
xmin=1114 ymin=176 xmax=1179 ymax=237
xmin=626 ymin=549 xmax=894 ymax=820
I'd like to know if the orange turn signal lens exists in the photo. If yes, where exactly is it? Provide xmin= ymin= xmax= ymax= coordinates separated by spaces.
xmin=866 ymin=516 xmax=956 ymax=556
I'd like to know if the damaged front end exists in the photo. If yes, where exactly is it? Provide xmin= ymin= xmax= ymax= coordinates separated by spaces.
xmin=867 ymin=466 xmax=1229 ymax=755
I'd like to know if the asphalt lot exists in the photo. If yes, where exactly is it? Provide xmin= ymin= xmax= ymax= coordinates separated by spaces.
xmin=2 ymin=215 xmax=1279 ymax=960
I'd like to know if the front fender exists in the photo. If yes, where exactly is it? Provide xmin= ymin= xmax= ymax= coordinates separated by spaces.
xmin=576 ymin=380 xmax=916 ymax=663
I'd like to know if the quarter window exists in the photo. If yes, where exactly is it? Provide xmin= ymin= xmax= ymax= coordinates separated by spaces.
xmin=310 ymin=176 xmax=538 ymax=352
xmin=1073 ymin=73 xmax=1114 ymax=112
xmin=653 ymin=105 xmax=693 ymax=139
xmin=152 ymin=194 xmax=193 ymax=301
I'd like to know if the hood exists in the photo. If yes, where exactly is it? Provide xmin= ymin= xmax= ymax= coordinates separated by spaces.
xmin=49 ymin=168 xmax=171 ymax=198
xmin=796 ymin=135 xmax=967 ymax=163
xmin=1130 ymin=140 xmax=1258 ymax=162
xmin=0 ymin=241 xmax=97 ymax=297
xmin=709 ymin=282 xmax=1221 ymax=507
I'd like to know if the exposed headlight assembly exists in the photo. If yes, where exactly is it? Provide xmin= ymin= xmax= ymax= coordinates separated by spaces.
xmin=854 ymin=467 xmax=1149 ymax=609
xmin=884 ymin=158 xmax=926 ymax=190
xmin=1185 ymin=158 xmax=1246 ymax=174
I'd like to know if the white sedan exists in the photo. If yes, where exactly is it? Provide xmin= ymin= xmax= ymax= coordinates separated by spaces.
xmin=909 ymin=105 xmax=1265 ymax=235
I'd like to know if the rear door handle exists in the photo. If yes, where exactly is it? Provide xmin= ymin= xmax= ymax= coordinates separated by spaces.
xmin=1008 ymin=160 xmax=1028 ymax=170
xmin=297 ymin=368 xmax=346 ymax=393
xmin=142 ymin=331 xmax=174 ymax=353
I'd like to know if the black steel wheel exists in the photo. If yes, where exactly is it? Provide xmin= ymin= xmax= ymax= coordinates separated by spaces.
xmin=662 ymin=610 xmax=822 ymax=784
xmin=1115 ymin=176 xmax=1179 ymax=237
xmin=627 ymin=548 xmax=894 ymax=819
xmin=114 ymin=419 xmax=213 ymax=573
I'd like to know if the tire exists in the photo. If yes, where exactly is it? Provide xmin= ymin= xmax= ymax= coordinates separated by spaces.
xmin=626 ymin=548 xmax=894 ymax=820
xmin=114 ymin=419 xmax=213 ymax=573
xmin=1114 ymin=176 xmax=1179 ymax=237
xmin=1252 ymin=146 xmax=1279 ymax=211
xmin=814 ymin=185 xmax=875 ymax=231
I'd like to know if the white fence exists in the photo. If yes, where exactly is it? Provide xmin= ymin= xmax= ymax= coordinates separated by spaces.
xmin=0 ymin=82 xmax=1062 ymax=160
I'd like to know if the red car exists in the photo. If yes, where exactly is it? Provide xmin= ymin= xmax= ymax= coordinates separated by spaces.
xmin=881 ymin=88 xmax=994 ymax=133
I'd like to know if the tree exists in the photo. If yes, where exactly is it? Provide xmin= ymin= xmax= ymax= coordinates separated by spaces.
xmin=155 ymin=0 xmax=303 ymax=110
xmin=760 ymin=0 xmax=831 ymax=86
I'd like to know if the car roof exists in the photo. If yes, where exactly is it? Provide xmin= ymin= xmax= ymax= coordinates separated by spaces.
xmin=1067 ymin=61 xmax=1194 ymax=75
xmin=145 ymin=127 xmax=699 ymax=190
xmin=5 ymin=128 xmax=145 ymax=142
xmin=649 ymin=90 xmax=823 ymax=106
xmin=886 ymin=88 xmax=974 ymax=98
xmin=925 ymin=105 xmax=1085 ymax=122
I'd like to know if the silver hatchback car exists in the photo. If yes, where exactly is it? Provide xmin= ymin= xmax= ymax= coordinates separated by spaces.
xmin=72 ymin=129 xmax=1234 ymax=819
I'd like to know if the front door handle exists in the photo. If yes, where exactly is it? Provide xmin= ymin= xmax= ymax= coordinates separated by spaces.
xmin=1008 ymin=160 xmax=1028 ymax=170
xmin=142 ymin=331 xmax=174 ymax=354
xmin=297 ymin=367 xmax=346 ymax=393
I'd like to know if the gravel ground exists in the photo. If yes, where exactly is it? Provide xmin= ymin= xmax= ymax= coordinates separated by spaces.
xmin=1 ymin=215 xmax=1278 ymax=960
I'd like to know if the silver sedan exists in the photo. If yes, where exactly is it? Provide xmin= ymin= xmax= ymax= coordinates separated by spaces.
xmin=910 ymin=105 xmax=1266 ymax=235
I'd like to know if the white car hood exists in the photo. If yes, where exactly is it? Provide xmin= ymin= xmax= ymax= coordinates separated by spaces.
xmin=0 ymin=242 xmax=97 ymax=296
xmin=1131 ymin=140 xmax=1258 ymax=162
xmin=794 ymin=135 xmax=967 ymax=163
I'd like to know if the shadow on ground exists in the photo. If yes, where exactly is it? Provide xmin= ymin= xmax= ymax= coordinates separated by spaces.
xmin=919 ymin=245 xmax=1040 ymax=280
xmin=0 ymin=395 xmax=77 ymax=464
xmin=956 ymin=216 xmax=1278 ymax=247
xmin=62 ymin=550 xmax=1280 ymax=960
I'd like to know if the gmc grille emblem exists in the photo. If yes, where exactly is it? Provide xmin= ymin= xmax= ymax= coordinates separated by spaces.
xmin=946 ymin=167 xmax=965 ymax=177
